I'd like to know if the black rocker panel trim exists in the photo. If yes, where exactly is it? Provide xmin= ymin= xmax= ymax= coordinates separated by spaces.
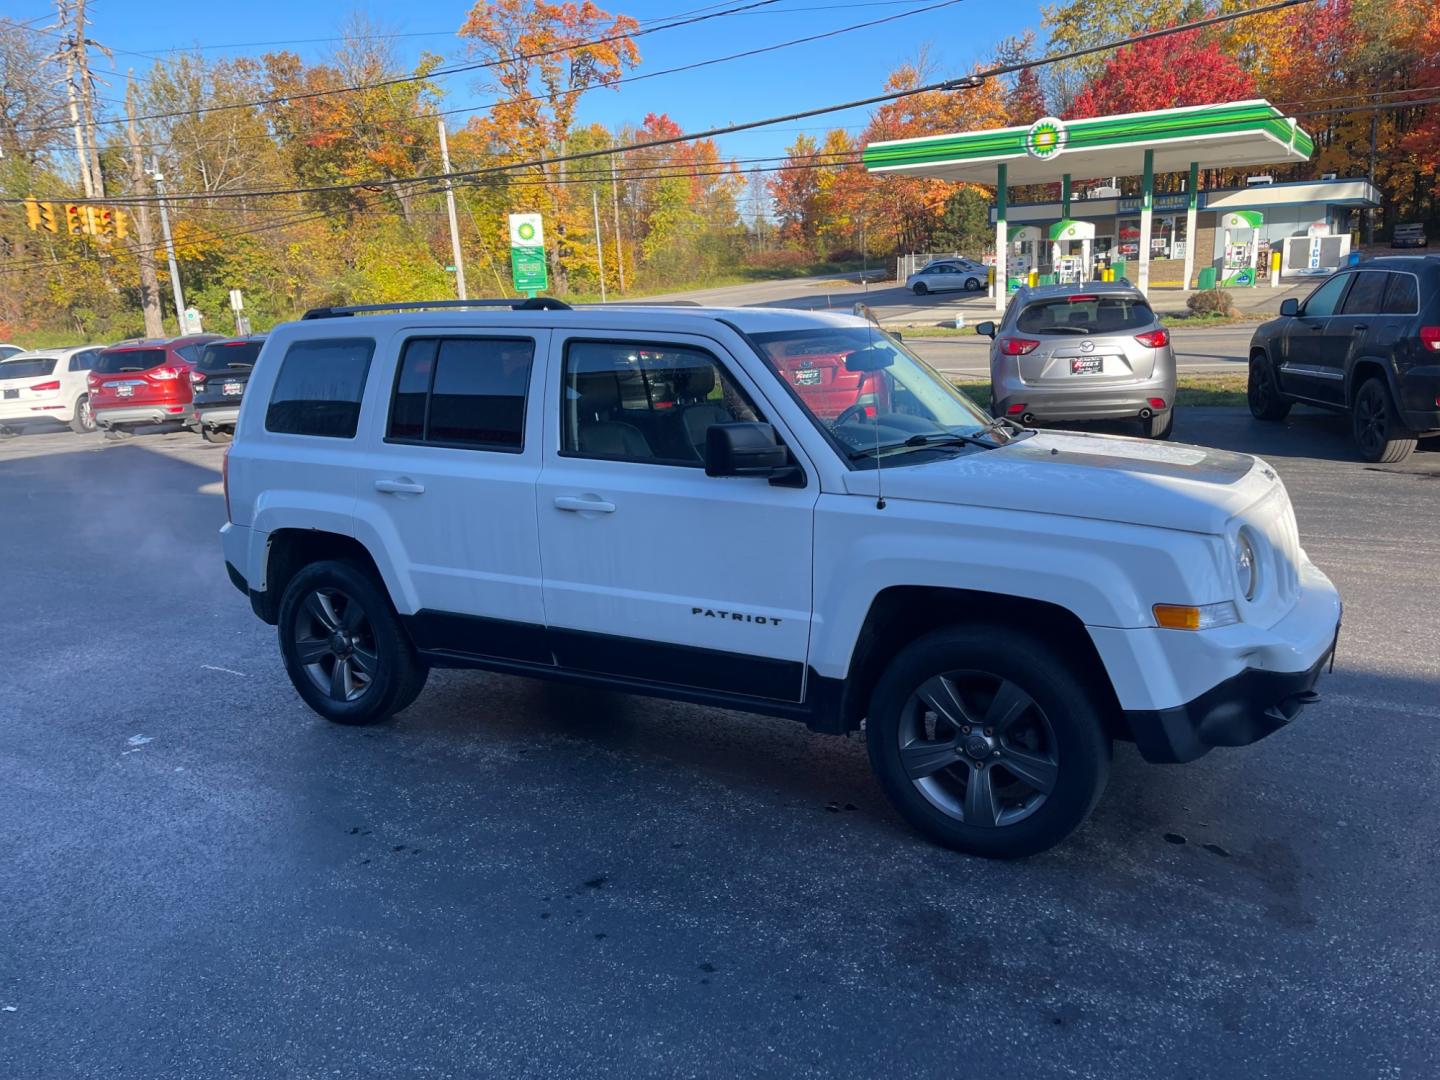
xmin=405 ymin=610 xmax=553 ymax=665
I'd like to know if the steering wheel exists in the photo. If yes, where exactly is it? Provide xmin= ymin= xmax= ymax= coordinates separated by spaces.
xmin=834 ymin=403 xmax=872 ymax=427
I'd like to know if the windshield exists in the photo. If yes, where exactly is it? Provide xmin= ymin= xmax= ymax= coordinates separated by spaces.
xmin=1015 ymin=295 xmax=1154 ymax=335
xmin=0 ymin=356 xmax=58 ymax=381
xmin=94 ymin=348 xmax=166 ymax=374
xmin=748 ymin=326 xmax=1018 ymax=464
xmin=198 ymin=341 xmax=263 ymax=371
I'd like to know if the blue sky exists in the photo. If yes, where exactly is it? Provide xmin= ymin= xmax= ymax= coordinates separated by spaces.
xmin=23 ymin=0 xmax=1048 ymax=163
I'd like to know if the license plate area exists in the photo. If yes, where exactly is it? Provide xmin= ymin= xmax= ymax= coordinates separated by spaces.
xmin=2 ymin=389 xmax=17 ymax=400
xmin=1070 ymin=357 xmax=1103 ymax=375
xmin=793 ymin=368 xmax=822 ymax=387
xmin=115 ymin=384 xmax=134 ymax=397
xmin=222 ymin=382 xmax=244 ymax=396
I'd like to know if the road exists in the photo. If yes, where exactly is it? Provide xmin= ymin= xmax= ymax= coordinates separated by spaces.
xmin=2 ymin=415 xmax=1438 ymax=1078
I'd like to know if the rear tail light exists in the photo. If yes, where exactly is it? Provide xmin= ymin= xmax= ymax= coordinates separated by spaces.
xmin=87 ymin=373 xmax=100 ymax=389
xmin=190 ymin=370 xmax=207 ymax=387
xmin=1135 ymin=329 xmax=1170 ymax=348
xmin=29 ymin=380 xmax=61 ymax=391
xmin=149 ymin=367 xmax=181 ymax=380
xmin=1006 ymin=403 xmax=1027 ymax=416
xmin=998 ymin=337 xmax=1040 ymax=356
xmin=1420 ymin=326 xmax=1440 ymax=352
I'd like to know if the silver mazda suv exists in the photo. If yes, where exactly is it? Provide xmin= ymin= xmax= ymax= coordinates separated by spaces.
xmin=978 ymin=282 xmax=1177 ymax=439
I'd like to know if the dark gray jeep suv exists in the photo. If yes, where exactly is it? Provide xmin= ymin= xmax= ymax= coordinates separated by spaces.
xmin=1248 ymin=255 xmax=1440 ymax=463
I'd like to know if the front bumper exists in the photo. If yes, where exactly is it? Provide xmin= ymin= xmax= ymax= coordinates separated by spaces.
xmin=95 ymin=403 xmax=190 ymax=427
xmin=1122 ymin=633 xmax=1335 ymax=763
xmin=1090 ymin=558 xmax=1342 ymax=763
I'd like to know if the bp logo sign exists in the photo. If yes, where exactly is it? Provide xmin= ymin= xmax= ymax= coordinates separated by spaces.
xmin=1025 ymin=117 xmax=1067 ymax=161
xmin=517 ymin=222 xmax=536 ymax=242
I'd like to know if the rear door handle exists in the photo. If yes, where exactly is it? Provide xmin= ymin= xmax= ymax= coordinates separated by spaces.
xmin=374 ymin=478 xmax=425 ymax=495
xmin=1351 ymin=324 xmax=1368 ymax=332
xmin=554 ymin=495 xmax=616 ymax=514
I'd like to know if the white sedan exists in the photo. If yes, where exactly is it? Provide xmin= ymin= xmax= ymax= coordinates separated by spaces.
xmin=907 ymin=261 xmax=987 ymax=295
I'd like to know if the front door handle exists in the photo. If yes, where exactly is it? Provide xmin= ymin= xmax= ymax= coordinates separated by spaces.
xmin=554 ymin=495 xmax=616 ymax=514
xmin=374 ymin=478 xmax=425 ymax=495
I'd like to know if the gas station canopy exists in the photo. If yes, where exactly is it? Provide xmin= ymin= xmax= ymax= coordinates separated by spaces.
xmin=862 ymin=100 xmax=1312 ymax=185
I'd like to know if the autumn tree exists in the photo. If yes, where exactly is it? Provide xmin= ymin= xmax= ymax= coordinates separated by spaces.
xmin=1067 ymin=28 xmax=1254 ymax=118
xmin=459 ymin=0 xmax=640 ymax=292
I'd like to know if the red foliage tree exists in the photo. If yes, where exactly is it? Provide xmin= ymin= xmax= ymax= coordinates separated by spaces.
xmin=1068 ymin=29 xmax=1255 ymax=118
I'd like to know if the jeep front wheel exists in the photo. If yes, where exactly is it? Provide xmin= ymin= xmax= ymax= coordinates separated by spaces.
xmin=1248 ymin=354 xmax=1291 ymax=421
xmin=866 ymin=626 xmax=1110 ymax=858
xmin=277 ymin=560 xmax=427 ymax=725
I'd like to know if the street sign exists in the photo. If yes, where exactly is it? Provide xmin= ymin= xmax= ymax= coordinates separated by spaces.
xmin=508 ymin=213 xmax=548 ymax=294
xmin=182 ymin=306 xmax=204 ymax=334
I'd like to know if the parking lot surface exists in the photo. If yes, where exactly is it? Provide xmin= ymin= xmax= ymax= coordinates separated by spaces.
xmin=2 ymin=412 xmax=1437 ymax=1079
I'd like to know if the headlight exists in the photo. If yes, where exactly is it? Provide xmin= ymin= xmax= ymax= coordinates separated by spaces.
xmin=1235 ymin=528 xmax=1259 ymax=601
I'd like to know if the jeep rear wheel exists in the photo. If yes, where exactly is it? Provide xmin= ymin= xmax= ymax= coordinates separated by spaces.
xmin=278 ymin=560 xmax=427 ymax=725
xmin=866 ymin=626 xmax=1110 ymax=858
xmin=1352 ymin=377 xmax=1416 ymax=464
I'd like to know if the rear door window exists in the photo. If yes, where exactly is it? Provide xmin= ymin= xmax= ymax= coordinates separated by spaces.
xmin=1381 ymin=273 xmax=1419 ymax=315
xmin=386 ymin=337 xmax=534 ymax=451
xmin=1338 ymin=271 xmax=1388 ymax=315
xmin=265 ymin=337 xmax=375 ymax=438
xmin=1015 ymin=295 xmax=1154 ymax=335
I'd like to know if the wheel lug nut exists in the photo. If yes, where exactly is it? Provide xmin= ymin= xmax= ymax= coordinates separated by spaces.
xmin=961 ymin=726 xmax=970 ymax=735
xmin=984 ymin=727 xmax=993 ymax=736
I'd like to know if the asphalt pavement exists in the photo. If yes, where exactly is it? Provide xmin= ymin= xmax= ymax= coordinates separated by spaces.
xmin=2 ymin=411 xmax=1437 ymax=1079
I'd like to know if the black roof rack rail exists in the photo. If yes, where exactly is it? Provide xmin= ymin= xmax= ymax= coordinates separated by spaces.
xmin=301 ymin=297 xmax=571 ymax=320
xmin=588 ymin=299 xmax=701 ymax=307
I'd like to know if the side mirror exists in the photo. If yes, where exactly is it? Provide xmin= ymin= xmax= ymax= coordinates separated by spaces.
xmin=975 ymin=320 xmax=997 ymax=338
xmin=1279 ymin=298 xmax=1300 ymax=317
xmin=890 ymin=330 xmax=903 ymax=341
xmin=705 ymin=422 xmax=788 ymax=478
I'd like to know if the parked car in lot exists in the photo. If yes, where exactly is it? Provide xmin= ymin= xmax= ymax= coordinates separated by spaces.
xmin=89 ymin=334 xmax=221 ymax=437
xmin=1391 ymin=223 xmax=1428 ymax=249
xmin=222 ymin=298 xmax=1340 ymax=859
xmin=907 ymin=261 xmax=987 ymax=295
xmin=190 ymin=335 xmax=265 ymax=443
xmin=1248 ymin=255 xmax=1440 ymax=463
xmin=0 ymin=345 xmax=104 ymax=434
xmin=978 ymin=282 xmax=1177 ymax=439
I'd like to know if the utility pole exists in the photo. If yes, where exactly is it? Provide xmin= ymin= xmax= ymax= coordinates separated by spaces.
xmin=124 ymin=75 xmax=163 ymax=337
xmin=591 ymin=187 xmax=607 ymax=303
xmin=74 ymin=0 xmax=106 ymax=198
xmin=51 ymin=0 xmax=109 ymax=198
xmin=610 ymin=151 xmax=625 ymax=294
xmin=150 ymin=162 xmax=186 ymax=331
xmin=436 ymin=119 xmax=468 ymax=300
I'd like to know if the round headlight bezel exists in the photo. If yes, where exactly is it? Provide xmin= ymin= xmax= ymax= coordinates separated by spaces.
xmin=1235 ymin=527 xmax=1260 ymax=601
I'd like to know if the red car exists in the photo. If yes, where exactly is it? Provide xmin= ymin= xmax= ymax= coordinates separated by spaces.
xmin=89 ymin=334 xmax=221 ymax=437
xmin=766 ymin=338 xmax=874 ymax=420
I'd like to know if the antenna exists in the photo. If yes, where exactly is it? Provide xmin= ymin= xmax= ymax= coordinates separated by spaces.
xmin=854 ymin=302 xmax=886 ymax=510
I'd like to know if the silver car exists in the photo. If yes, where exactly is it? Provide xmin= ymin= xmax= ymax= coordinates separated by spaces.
xmin=907 ymin=260 xmax=987 ymax=295
xmin=978 ymin=282 xmax=1177 ymax=439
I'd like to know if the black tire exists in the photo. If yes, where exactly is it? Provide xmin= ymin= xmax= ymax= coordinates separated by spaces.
xmin=1144 ymin=408 xmax=1174 ymax=440
xmin=1248 ymin=354 xmax=1291 ymax=421
xmin=1352 ymin=377 xmax=1417 ymax=464
xmin=102 ymin=425 xmax=134 ymax=441
xmin=277 ymin=560 xmax=428 ymax=726
xmin=202 ymin=425 xmax=233 ymax=444
xmin=866 ymin=626 xmax=1110 ymax=858
xmin=912 ymin=282 xmax=929 ymax=296
xmin=71 ymin=395 xmax=96 ymax=434
xmin=964 ymin=276 xmax=983 ymax=291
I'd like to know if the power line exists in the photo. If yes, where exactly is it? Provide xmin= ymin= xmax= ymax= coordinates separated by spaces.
xmin=15 ymin=0 xmax=788 ymax=135
xmin=17 ymin=0 xmax=1322 ymax=209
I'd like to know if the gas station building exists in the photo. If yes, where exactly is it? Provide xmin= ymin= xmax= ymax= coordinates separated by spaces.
xmin=862 ymin=99 xmax=1377 ymax=309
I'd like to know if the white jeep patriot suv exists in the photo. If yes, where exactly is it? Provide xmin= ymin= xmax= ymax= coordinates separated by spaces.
xmin=220 ymin=299 xmax=1341 ymax=858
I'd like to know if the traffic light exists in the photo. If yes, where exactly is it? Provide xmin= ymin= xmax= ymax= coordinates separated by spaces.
xmin=112 ymin=209 xmax=128 ymax=240
xmin=64 ymin=204 xmax=85 ymax=235
xmin=22 ymin=200 xmax=59 ymax=234
xmin=83 ymin=206 xmax=102 ymax=235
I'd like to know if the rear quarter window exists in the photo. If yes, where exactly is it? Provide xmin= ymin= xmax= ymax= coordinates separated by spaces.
xmin=265 ymin=337 xmax=375 ymax=438
xmin=1016 ymin=296 xmax=1154 ymax=335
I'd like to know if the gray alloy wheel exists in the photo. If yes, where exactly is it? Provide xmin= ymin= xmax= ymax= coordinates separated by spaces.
xmin=897 ymin=671 xmax=1060 ymax=828
xmin=964 ymin=276 xmax=983 ymax=291
xmin=292 ymin=587 xmax=379 ymax=704
xmin=71 ymin=395 xmax=96 ymax=434
xmin=912 ymin=282 xmax=929 ymax=296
